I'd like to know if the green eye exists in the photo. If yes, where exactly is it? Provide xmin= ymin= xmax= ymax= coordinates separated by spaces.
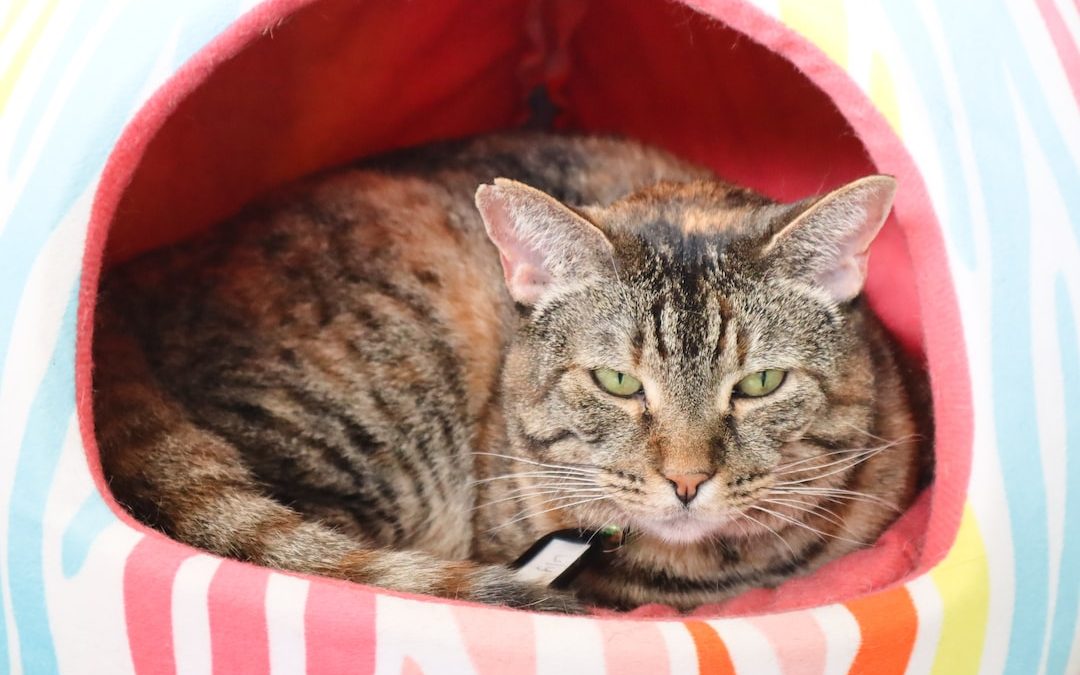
xmin=592 ymin=368 xmax=643 ymax=397
xmin=734 ymin=369 xmax=786 ymax=398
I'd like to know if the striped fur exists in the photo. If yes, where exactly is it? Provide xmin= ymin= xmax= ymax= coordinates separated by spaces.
xmin=93 ymin=132 xmax=929 ymax=611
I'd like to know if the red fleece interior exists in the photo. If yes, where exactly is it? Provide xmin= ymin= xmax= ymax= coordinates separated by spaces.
xmin=86 ymin=0 xmax=968 ymax=617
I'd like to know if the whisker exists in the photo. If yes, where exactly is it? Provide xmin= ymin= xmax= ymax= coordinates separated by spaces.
xmin=733 ymin=511 xmax=796 ymax=557
xmin=750 ymin=505 xmax=863 ymax=546
xmin=472 ymin=487 xmax=607 ymax=512
xmin=842 ymin=423 xmax=920 ymax=446
xmin=760 ymin=497 xmax=846 ymax=529
xmin=773 ymin=445 xmax=894 ymax=485
xmin=768 ymin=486 xmax=901 ymax=513
xmin=774 ymin=446 xmax=884 ymax=476
xmin=773 ymin=446 xmax=878 ymax=473
xmin=471 ymin=452 xmax=601 ymax=473
xmin=774 ymin=432 xmax=919 ymax=475
xmin=488 ymin=495 xmax=610 ymax=533
xmin=493 ymin=481 xmax=602 ymax=496
xmin=469 ymin=471 xmax=597 ymax=486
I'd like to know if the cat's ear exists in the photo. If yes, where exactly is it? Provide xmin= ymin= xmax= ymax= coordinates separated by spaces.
xmin=476 ymin=178 xmax=614 ymax=305
xmin=761 ymin=175 xmax=897 ymax=303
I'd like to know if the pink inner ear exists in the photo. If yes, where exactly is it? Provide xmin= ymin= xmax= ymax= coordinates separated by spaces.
xmin=812 ymin=182 xmax=895 ymax=302
xmin=503 ymin=240 xmax=556 ymax=304
xmin=477 ymin=187 xmax=556 ymax=304
xmin=819 ymin=256 xmax=868 ymax=302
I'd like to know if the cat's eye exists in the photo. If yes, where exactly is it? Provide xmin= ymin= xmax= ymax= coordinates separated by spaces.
xmin=734 ymin=369 xmax=786 ymax=398
xmin=592 ymin=368 xmax=643 ymax=398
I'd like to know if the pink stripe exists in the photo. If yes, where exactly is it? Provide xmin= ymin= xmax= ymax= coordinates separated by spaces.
xmin=599 ymin=619 xmax=670 ymax=675
xmin=749 ymin=612 xmax=827 ymax=675
xmin=123 ymin=536 xmax=193 ymax=675
xmin=1037 ymin=0 xmax=1080 ymax=109
xmin=452 ymin=604 xmax=537 ymax=674
xmin=208 ymin=561 xmax=271 ymax=674
xmin=304 ymin=581 xmax=377 ymax=675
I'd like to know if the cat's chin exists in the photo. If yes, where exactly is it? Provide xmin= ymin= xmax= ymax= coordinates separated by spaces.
xmin=632 ymin=513 xmax=733 ymax=545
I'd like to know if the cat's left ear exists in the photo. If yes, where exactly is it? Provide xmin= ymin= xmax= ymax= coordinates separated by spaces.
xmin=761 ymin=175 xmax=897 ymax=303
xmin=476 ymin=178 xmax=615 ymax=305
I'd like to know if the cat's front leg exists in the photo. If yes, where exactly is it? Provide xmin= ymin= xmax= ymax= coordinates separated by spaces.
xmin=294 ymin=535 xmax=584 ymax=612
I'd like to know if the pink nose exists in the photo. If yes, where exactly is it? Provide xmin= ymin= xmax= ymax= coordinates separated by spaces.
xmin=665 ymin=472 xmax=712 ymax=505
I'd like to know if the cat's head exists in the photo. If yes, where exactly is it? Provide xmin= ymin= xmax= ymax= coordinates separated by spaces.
xmin=475 ymin=174 xmax=897 ymax=544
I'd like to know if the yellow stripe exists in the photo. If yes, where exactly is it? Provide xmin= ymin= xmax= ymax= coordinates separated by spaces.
xmin=930 ymin=504 xmax=991 ymax=674
xmin=0 ymin=0 xmax=61 ymax=115
xmin=778 ymin=0 xmax=848 ymax=68
xmin=0 ymin=0 xmax=29 ymax=48
xmin=870 ymin=52 xmax=902 ymax=134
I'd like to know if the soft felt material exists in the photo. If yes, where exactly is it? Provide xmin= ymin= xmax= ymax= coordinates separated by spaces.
xmin=1 ymin=0 xmax=1078 ymax=672
xmin=94 ymin=0 xmax=951 ymax=617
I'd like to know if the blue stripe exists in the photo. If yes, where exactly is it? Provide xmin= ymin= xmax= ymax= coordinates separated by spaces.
xmin=930 ymin=4 xmax=1051 ymax=672
xmin=891 ymin=1 xmax=1080 ymax=668
xmin=881 ymin=1 xmax=1080 ymax=669
xmin=60 ymin=494 xmax=117 ymax=579
xmin=882 ymin=2 xmax=1049 ymax=667
xmin=6 ymin=292 xmax=77 ymax=675
xmin=0 ymin=3 xmax=177 ymax=389
xmin=173 ymin=1 xmax=240 ymax=64
xmin=8 ymin=0 xmax=103 ymax=171
xmin=0 ymin=0 xmax=224 ymax=417
xmin=953 ymin=3 xmax=1080 ymax=671
xmin=1048 ymin=277 xmax=1080 ymax=674
xmin=877 ymin=3 xmax=977 ymax=267
xmin=9 ymin=0 xmax=237 ymax=171
xmin=0 ymin=2 xmax=235 ymax=668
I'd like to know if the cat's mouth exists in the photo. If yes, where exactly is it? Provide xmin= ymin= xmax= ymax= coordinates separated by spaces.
xmin=630 ymin=510 xmax=735 ymax=544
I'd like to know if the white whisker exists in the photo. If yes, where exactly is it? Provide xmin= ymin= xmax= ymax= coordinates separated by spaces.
xmin=750 ymin=505 xmax=863 ymax=546
xmin=774 ymin=446 xmax=876 ymax=473
xmin=842 ymin=423 xmax=920 ymax=446
xmin=488 ymin=495 xmax=611 ymax=533
xmin=768 ymin=486 xmax=900 ymax=513
xmin=760 ymin=497 xmax=846 ymax=529
xmin=493 ymin=481 xmax=601 ymax=496
xmin=733 ymin=511 xmax=796 ymax=557
xmin=469 ymin=471 xmax=597 ymax=486
xmin=774 ymin=446 xmax=883 ymax=476
xmin=472 ymin=487 xmax=606 ymax=512
xmin=773 ymin=445 xmax=894 ymax=485
xmin=471 ymin=452 xmax=601 ymax=474
xmin=774 ymin=432 xmax=919 ymax=476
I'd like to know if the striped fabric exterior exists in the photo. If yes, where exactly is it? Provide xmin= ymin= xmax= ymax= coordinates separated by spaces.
xmin=1 ymin=0 xmax=1078 ymax=673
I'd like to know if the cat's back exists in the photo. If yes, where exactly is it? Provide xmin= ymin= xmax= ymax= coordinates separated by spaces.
xmin=93 ymin=132 xmax=703 ymax=552
xmin=98 ymin=133 xmax=703 ymax=414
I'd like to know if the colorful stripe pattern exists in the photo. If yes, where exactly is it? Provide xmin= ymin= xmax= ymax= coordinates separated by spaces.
xmin=1 ymin=0 xmax=1078 ymax=672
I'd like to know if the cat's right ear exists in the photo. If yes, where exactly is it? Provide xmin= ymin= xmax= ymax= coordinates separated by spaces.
xmin=476 ymin=178 xmax=615 ymax=305
xmin=760 ymin=175 xmax=897 ymax=303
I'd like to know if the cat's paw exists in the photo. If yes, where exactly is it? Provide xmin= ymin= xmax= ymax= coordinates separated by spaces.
xmin=467 ymin=566 xmax=586 ymax=614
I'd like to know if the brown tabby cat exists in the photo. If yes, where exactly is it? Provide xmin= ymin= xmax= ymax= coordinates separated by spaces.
xmin=93 ymin=133 xmax=928 ymax=612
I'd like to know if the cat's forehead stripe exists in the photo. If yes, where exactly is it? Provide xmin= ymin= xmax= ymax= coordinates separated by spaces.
xmin=711 ymin=295 xmax=732 ymax=366
xmin=649 ymin=298 xmax=669 ymax=360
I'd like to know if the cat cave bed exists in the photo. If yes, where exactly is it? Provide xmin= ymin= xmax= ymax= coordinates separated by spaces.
xmin=2 ymin=0 xmax=1078 ymax=672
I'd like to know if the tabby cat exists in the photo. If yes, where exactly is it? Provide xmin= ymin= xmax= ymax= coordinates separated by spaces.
xmin=93 ymin=133 xmax=928 ymax=612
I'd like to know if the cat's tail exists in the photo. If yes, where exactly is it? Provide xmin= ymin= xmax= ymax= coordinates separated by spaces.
xmin=91 ymin=301 xmax=579 ymax=613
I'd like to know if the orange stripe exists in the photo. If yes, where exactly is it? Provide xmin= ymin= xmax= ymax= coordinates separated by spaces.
xmin=845 ymin=587 xmax=918 ymax=675
xmin=685 ymin=621 xmax=736 ymax=675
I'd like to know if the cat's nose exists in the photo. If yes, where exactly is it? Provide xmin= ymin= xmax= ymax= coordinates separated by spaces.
xmin=664 ymin=472 xmax=713 ymax=505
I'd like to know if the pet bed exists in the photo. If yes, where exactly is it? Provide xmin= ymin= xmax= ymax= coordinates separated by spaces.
xmin=1 ymin=0 xmax=1078 ymax=672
